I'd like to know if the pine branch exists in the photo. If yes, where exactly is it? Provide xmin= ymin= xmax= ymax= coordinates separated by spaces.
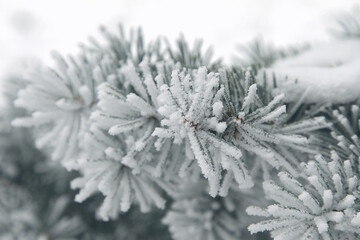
xmin=221 ymin=67 xmax=330 ymax=177
xmin=247 ymin=151 xmax=360 ymax=239
xmin=71 ymin=125 xmax=166 ymax=221
xmin=162 ymin=180 xmax=266 ymax=240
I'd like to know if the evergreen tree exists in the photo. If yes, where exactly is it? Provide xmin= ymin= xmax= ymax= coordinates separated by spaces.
xmin=1 ymin=14 xmax=360 ymax=239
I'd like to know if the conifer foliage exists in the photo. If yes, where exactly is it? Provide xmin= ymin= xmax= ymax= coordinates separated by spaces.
xmin=2 ymin=18 xmax=360 ymax=239
xmin=247 ymin=151 xmax=360 ymax=239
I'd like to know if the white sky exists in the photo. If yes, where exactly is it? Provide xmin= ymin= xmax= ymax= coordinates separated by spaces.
xmin=0 ymin=0 xmax=359 ymax=79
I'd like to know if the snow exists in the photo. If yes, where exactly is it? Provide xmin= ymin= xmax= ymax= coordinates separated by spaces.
xmin=263 ymin=40 xmax=360 ymax=103
xmin=275 ymin=39 xmax=360 ymax=67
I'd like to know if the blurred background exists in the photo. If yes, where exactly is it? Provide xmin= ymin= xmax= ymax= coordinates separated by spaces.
xmin=1 ymin=0 xmax=359 ymax=76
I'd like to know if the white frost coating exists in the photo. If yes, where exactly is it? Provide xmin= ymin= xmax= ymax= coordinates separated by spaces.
xmin=79 ymin=85 xmax=93 ymax=107
xmin=278 ymin=172 xmax=303 ymax=195
xmin=72 ymin=126 xmax=165 ymax=221
xmin=299 ymin=191 xmax=320 ymax=214
xmin=126 ymin=93 xmax=156 ymax=117
xmin=246 ymin=206 xmax=271 ymax=217
xmin=242 ymin=84 xmax=257 ymax=112
xmin=120 ymin=62 xmax=148 ymax=101
xmin=94 ymin=62 xmax=164 ymax=172
xmin=212 ymin=101 xmax=223 ymax=119
xmin=56 ymin=98 xmax=83 ymax=111
xmin=140 ymin=59 xmax=159 ymax=108
xmin=337 ymin=195 xmax=355 ymax=209
xmin=260 ymin=40 xmax=360 ymax=103
xmin=351 ymin=213 xmax=360 ymax=226
xmin=153 ymin=67 xmax=252 ymax=196
xmin=11 ymin=52 xmax=109 ymax=163
xmin=216 ymin=122 xmax=227 ymax=133
xmin=248 ymin=148 xmax=360 ymax=239
xmin=258 ymin=105 xmax=286 ymax=123
xmin=163 ymin=182 xmax=245 ymax=240
xmin=314 ymin=216 xmax=328 ymax=234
